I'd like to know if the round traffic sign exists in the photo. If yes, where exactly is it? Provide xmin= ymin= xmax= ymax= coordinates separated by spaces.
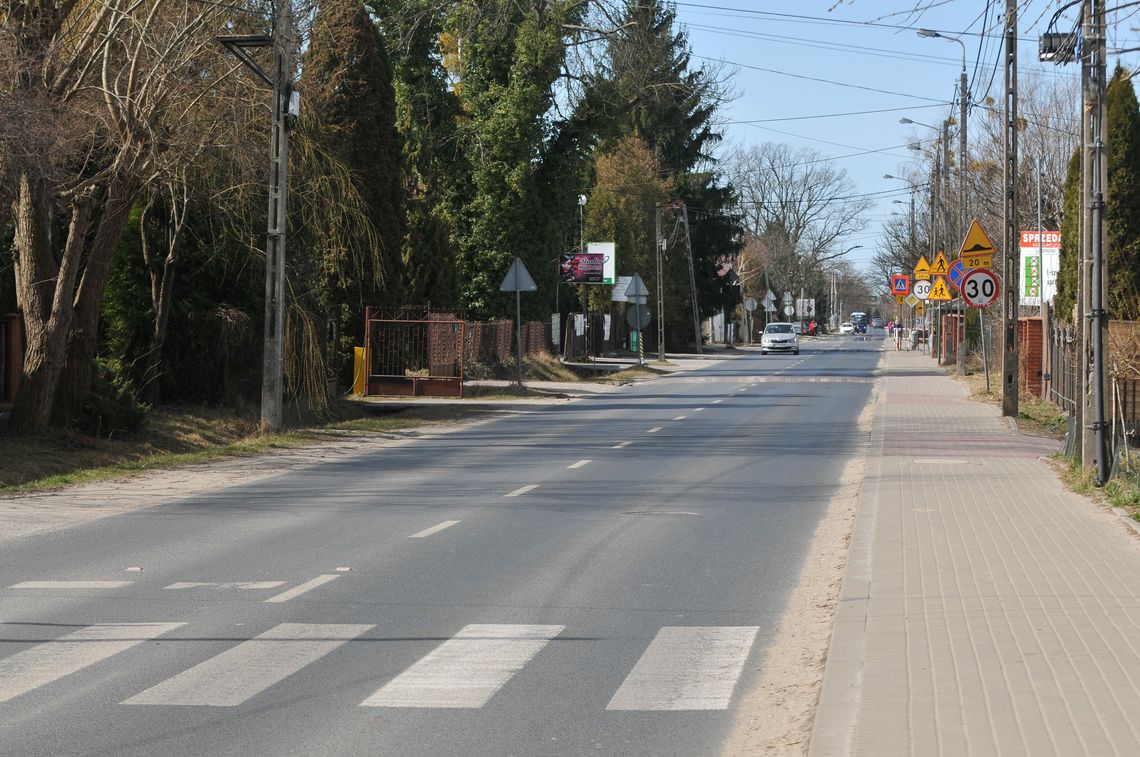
xmin=783 ymin=305 xmax=795 ymax=316
xmin=626 ymin=304 xmax=651 ymax=329
xmin=744 ymin=297 xmax=757 ymax=312
xmin=912 ymin=279 xmax=932 ymax=301
xmin=961 ymin=268 xmax=1000 ymax=308
xmin=947 ymin=259 xmax=966 ymax=290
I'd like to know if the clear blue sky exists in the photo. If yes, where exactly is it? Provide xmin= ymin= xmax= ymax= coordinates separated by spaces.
xmin=671 ymin=0 xmax=1126 ymax=272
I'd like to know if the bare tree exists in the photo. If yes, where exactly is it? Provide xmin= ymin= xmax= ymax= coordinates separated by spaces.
xmin=728 ymin=143 xmax=872 ymax=297
xmin=2 ymin=0 xmax=254 ymax=432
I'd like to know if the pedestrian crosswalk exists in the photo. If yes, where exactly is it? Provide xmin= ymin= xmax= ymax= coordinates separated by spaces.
xmin=0 ymin=622 xmax=760 ymax=712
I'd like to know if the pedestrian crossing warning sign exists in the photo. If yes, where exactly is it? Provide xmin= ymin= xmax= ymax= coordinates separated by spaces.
xmin=930 ymin=251 xmax=950 ymax=275
xmin=958 ymin=219 xmax=997 ymax=268
xmin=913 ymin=255 xmax=931 ymax=280
xmin=928 ymin=275 xmax=952 ymax=301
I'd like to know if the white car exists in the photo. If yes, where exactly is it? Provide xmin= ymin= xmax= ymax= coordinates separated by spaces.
xmin=839 ymin=322 xmax=855 ymax=335
xmin=760 ymin=323 xmax=799 ymax=355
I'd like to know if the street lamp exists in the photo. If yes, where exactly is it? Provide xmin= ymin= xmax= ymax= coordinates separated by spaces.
xmin=917 ymin=28 xmax=969 ymax=238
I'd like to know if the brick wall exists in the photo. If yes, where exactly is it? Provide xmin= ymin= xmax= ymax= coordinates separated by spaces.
xmin=1019 ymin=317 xmax=1043 ymax=398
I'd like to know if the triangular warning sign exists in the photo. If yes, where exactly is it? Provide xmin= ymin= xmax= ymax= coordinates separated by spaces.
xmin=913 ymin=255 xmax=931 ymax=280
xmin=499 ymin=257 xmax=538 ymax=292
xmin=928 ymin=275 xmax=952 ymax=301
xmin=958 ymin=219 xmax=997 ymax=259
xmin=930 ymin=251 xmax=950 ymax=275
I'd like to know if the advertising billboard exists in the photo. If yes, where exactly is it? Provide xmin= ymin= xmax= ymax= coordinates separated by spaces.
xmin=1019 ymin=230 xmax=1060 ymax=307
xmin=560 ymin=242 xmax=615 ymax=284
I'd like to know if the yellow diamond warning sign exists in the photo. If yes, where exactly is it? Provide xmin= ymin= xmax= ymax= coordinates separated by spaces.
xmin=930 ymin=251 xmax=950 ymax=275
xmin=913 ymin=255 xmax=931 ymax=280
xmin=928 ymin=275 xmax=952 ymax=302
xmin=958 ymin=219 xmax=997 ymax=269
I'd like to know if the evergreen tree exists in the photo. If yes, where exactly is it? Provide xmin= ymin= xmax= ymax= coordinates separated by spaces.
xmin=1105 ymin=65 xmax=1140 ymax=320
xmin=371 ymin=0 xmax=465 ymax=307
xmin=304 ymin=0 xmax=405 ymax=308
xmin=586 ymin=0 xmax=740 ymax=330
xmin=444 ymin=0 xmax=587 ymax=320
xmin=1055 ymin=147 xmax=1081 ymax=321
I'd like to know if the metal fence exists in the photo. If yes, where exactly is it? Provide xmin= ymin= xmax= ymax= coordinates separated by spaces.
xmin=1114 ymin=379 xmax=1140 ymax=448
xmin=1048 ymin=324 xmax=1078 ymax=415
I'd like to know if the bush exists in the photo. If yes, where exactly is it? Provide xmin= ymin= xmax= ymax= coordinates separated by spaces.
xmin=75 ymin=357 xmax=149 ymax=437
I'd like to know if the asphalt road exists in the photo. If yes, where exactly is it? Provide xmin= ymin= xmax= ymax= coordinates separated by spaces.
xmin=0 ymin=334 xmax=883 ymax=757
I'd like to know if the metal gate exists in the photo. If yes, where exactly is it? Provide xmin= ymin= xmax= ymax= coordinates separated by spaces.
xmin=364 ymin=309 xmax=464 ymax=397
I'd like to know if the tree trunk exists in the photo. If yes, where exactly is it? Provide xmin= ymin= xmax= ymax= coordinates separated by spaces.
xmin=140 ymin=181 xmax=187 ymax=408
xmin=8 ymin=173 xmax=94 ymax=434
xmin=52 ymin=173 xmax=141 ymax=425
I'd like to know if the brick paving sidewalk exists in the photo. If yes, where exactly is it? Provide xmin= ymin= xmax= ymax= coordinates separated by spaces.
xmin=811 ymin=349 xmax=1140 ymax=757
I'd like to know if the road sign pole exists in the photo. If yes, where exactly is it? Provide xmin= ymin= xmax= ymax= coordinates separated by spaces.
xmin=516 ymin=289 xmax=523 ymax=388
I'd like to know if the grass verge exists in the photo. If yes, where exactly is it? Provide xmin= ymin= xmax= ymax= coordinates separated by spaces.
xmin=1056 ymin=455 xmax=1140 ymax=523
xmin=0 ymin=402 xmax=490 ymax=493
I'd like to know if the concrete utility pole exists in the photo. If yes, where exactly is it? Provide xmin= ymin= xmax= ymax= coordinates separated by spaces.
xmin=262 ymin=1 xmax=294 ymax=433
xmin=1082 ymin=0 xmax=1110 ymax=484
xmin=1001 ymin=0 xmax=1020 ymax=418
xmin=219 ymin=0 xmax=295 ymax=433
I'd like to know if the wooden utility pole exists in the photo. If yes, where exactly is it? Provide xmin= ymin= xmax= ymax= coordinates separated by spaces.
xmin=656 ymin=205 xmax=666 ymax=361
xmin=679 ymin=205 xmax=702 ymax=353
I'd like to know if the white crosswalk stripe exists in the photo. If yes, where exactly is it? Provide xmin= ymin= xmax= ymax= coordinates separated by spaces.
xmin=1 ymin=621 xmax=761 ymax=712
xmin=122 ymin=623 xmax=373 ymax=707
xmin=606 ymin=626 xmax=759 ymax=711
xmin=0 ymin=623 xmax=184 ymax=703
xmin=361 ymin=624 xmax=564 ymax=708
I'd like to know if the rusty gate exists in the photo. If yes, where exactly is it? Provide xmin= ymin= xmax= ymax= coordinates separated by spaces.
xmin=364 ymin=308 xmax=465 ymax=397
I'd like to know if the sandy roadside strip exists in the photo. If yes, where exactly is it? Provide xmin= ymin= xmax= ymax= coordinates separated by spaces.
xmin=723 ymin=351 xmax=882 ymax=756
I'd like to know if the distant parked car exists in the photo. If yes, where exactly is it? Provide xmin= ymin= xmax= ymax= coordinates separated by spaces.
xmin=839 ymin=322 xmax=855 ymax=335
xmin=872 ymin=317 xmax=884 ymax=328
xmin=760 ymin=322 xmax=799 ymax=355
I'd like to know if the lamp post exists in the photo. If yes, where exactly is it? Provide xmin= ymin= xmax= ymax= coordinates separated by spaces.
xmin=917 ymin=28 xmax=971 ymax=376
xmin=917 ymin=29 xmax=969 ymax=239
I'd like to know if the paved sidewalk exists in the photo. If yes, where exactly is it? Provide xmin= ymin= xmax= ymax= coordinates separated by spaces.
xmin=811 ymin=349 xmax=1140 ymax=757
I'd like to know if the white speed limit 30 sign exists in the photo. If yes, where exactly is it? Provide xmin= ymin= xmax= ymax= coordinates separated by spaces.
xmin=961 ymin=268 xmax=1000 ymax=308
xmin=911 ymin=279 xmax=932 ymax=301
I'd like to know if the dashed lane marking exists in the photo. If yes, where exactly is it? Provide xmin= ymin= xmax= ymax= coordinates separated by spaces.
xmin=646 ymin=427 xmax=663 ymax=433
xmin=566 ymin=460 xmax=592 ymax=469
xmin=264 ymin=575 xmax=340 ymax=604
xmin=164 ymin=582 xmax=285 ymax=591
xmin=504 ymin=485 xmax=539 ymax=498
xmin=8 ymin=581 xmax=133 ymax=590
xmin=409 ymin=520 xmax=461 ymax=538
xmin=611 ymin=441 xmax=632 ymax=449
